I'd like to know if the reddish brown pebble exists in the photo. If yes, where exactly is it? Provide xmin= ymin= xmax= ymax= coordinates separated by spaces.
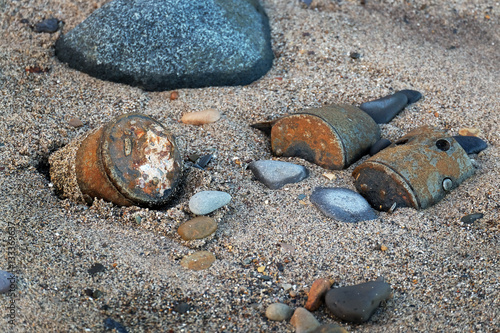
xmin=305 ymin=278 xmax=333 ymax=311
xmin=68 ymin=118 xmax=84 ymax=128
xmin=177 ymin=216 xmax=217 ymax=241
xmin=181 ymin=108 xmax=221 ymax=125
xmin=170 ymin=91 xmax=179 ymax=100
xmin=180 ymin=251 xmax=215 ymax=271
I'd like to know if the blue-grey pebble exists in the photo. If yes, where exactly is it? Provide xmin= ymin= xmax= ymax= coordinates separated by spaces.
xmin=189 ymin=191 xmax=231 ymax=215
xmin=369 ymin=138 xmax=392 ymax=156
xmin=249 ymin=160 xmax=309 ymax=189
xmin=397 ymin=89 xmax=422 ymax=104
xmin=360 ymin=92 xmax=408 ymax=124
xmin=310 ymin=187 xmax=377 ymax=222
xmin=265 ymin=303 xmax=294 ymax=321
xmin=55 ymin=0 xmax=273 ymax=91
xmin=453 ymin=136 xmax=488 ymax=154
xmin=460 ymin=213 xmax=484 ymax=224
xmin=325 ymin=280 xmax=392 ymax=323
xmin=34 ymin=18 xmax=60 ymax=33
xmin=0 ymin=270 xmax=15 ymax=294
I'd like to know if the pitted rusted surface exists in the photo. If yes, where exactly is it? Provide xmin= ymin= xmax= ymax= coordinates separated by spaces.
xmin=271 ymin=104 xmax=380 ymax=169
xmin=101 ymin=113 xmax=182 ymax=206
xmin=76 ymin=127 xmax=134 ymax=206
xmin=353 ymin=126 xmax=475 ymax=211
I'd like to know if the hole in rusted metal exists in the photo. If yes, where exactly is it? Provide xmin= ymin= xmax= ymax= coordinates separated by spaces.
xmin=395 ymin=138 xmax=409 ymax=145
xmin=436 ymin=139 xmax=451 ymax=151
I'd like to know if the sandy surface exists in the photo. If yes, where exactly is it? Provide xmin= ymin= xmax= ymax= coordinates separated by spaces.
xmin=0 ymin=0 xmax=499 ymax=332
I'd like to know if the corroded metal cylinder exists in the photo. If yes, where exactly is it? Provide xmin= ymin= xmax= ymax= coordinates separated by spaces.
xmin=352 ymin=126 xmax=475 ymax=211
xmin=270 ymin=104 xmax=380 ymax=169
xmin=50 ymin=113 xmax=183 ymax=207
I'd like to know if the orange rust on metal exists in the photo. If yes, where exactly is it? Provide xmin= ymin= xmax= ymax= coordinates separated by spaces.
xmin=271 ymin=104 xmax=380 ymax=169
xmin=101 ymin=113 xmax=182 ymax=206
xmin=352 ymin=126 xmax=475 ymax=211
xmin=74 ymin=113 xmax=182 ymax=207
xmin=75 ymin=127 xmax=134 ymax=206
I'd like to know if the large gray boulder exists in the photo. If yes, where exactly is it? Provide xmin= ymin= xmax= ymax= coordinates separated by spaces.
xmin=55 ymin=0 xmax=273 ymax=91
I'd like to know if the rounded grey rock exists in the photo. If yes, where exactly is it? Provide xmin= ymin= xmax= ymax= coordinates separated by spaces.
xmin=55 ymin=0 xmax=273 ymax=91
xmin=265 ymin=303 xmax=294 ymax=321
xmin=325 ymin=280 xmax=392 ymax=323
xmin=249 ymin=160 xmax=309 ymax=189
xmin=310 ymin=187 xmax=377 ymax=222
xmin=189 ymin=191 xmax=231 ymax=215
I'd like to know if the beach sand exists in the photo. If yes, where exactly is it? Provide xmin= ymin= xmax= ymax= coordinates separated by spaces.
xmin=0 ymin=0 xmax=498 ymax=332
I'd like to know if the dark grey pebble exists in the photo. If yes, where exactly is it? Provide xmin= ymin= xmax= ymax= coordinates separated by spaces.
xmin=174 ymin=302 xmax=190 ymax=313
xmin=359 ymin=92 xmax=408 ymax=124
xmin=104 ymin=318 xmax=128 ymax=333
xmin=349 ymin=52 xmax=361 ymax=59
xmin=249 ymin=160 xmax=309 ymax=189
xmin=298 ymin=194 xmax=307 ymax=200
xmin=369 ymin=138 xmax=392 ymax=156
xmin=55 ymin=0 xmax=273 ymax=91
xmin=397 ymin=89 xmax=422 ymax=104
xmin=193 ymin=154 xmax=212 ymax=170
xmin=34 ymin=18 xmax=60 ymax=33
xmin=310 ymin=187 xmax=377 ymax=222
xmin=453 ymin=136 xmax=488 ymax=154
xmin=0 ymin=270 xmax=15 ymax=294
xmin=460 ymin=213 xmax=484 ymax=224
xmin=88 ymin=263 xmax=105 ymax=275
xmin=325 ymin=280 xmax=392 ymax=323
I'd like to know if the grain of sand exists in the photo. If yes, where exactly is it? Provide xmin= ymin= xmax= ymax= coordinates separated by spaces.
xmin=0 ymin=0 xmax=499 ymax=332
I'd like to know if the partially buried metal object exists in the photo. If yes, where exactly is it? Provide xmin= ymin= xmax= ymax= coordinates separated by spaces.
xmin=252 ymin=90 xmax=421 ymax=170
xmin=352 ymin=126 xmax=475 ymax=211
xmin=50 ymin=113 xmax=183 ymax=207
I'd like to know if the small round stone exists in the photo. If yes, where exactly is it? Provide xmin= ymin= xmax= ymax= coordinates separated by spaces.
xmin=265 ymin=303 xmax=294 ymax=321
xmin=180 ymin=251 xmax=216 ymax=271
xmin=189 ymin=191 xmax=231 ymax=215
xmin=177 ymin=216 xmax=217 ymax=240
xmin=460 ymin=213 xmax=484 ymax=224
xmin=290 ymin=307 xmax=321 ymax=333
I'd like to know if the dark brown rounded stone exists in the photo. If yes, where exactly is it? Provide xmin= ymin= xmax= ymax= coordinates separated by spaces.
xmin=178 ymin=216 xmax=217 ymax=241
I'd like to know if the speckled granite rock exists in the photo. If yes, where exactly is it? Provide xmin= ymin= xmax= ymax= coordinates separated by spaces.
xmin=55 ymin=0 xmax=273 ymax=91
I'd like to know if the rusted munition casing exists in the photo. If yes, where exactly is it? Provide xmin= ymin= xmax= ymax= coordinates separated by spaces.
xmin=52 ymin=113 xmax=182 ymax=207
xmin=352 ymin=126 xmax=475 ymax=211
xmin=270 ymin=104 xmax=380 ymax=169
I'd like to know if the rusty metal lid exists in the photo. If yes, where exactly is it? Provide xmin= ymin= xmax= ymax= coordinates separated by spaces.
xmin=100 ymin=113 xmax=182 ymax=206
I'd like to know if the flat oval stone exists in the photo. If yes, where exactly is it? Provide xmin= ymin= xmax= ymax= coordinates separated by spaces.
xmin=265 ymin=303 xmax=294 ymax=321
xmin=34 ymin=18 xmax=59 ymax=33
xmin=180 ymin=251 xmax=216 ymax=271
xmin=310 ymin=324 xmax=348 ymax=333
xmin=310 ymin=187 xmax=377 ymax=222
xmin=460 ymin=213 xmax=484 ymax=224
xmin=360 ymin=92 xmax=408 ymax=124
xmin=369 ymin=138 xmax=392 ymax=156
xmin=189 ymin=191 xmax=231 ymax=215
xmin=178 ymin=216 xmax=217 ymax=240
xmin=181 ymin=108 xmax=221 ymax=126
xmin=0 ymin=271 xmax=14 ymax=294
xmin=290 ymin=307 xmax=321 ymax=333
xmin=453 ymin=136 xmax=488 ymax=154
xmin=249 ymin=160 xmax=309 ymax=189
xmin=325 ymin=280 xmax=392 ymax=323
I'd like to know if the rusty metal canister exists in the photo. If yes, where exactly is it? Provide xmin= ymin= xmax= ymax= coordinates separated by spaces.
xmin=352 ymin=126 xmax=475 ymax=211
xmin=50 ymin=113 xmax=183 ymax=207
xmin=270 ymin=104 xmax=380 ymax=169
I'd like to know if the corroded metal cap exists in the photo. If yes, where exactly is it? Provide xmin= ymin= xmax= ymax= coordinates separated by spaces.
xmin=75 ymin=113 xmax=182 ymax=207
xmin=352 ymin=126 xmax=475 ymax=211
xmin=270 ymin=104 xmax=380 ymax=169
